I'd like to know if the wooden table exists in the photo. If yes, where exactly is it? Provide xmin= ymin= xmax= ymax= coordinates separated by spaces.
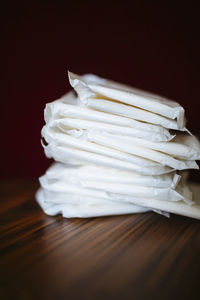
xmin=1 ymin=180 xmax=200 ymax=300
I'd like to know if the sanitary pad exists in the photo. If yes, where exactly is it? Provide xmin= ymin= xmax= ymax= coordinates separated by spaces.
xmin=36 ymin=72 xmax=200 ymax=220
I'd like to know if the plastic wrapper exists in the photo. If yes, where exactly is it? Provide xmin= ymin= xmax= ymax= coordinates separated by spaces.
xmin=92 ymin=133 xmax=200 ymax=160
xmin=69 ymin=72 xmax=186 ymax=130
xmin=42 ymin=130 xmax=173 ymax=175
xmin=39 ymin=163 xmax=191 ymax=203
xmin=108 ymin=183 xmax=200 ymax=220
xmin=48 ymin=117 xmax=172 ymax=142
xmin=45 ymin=92 xmax=174 ymax=142
xmin=42 ymin=125 xmax=199 ymax=171
xmin=36 ymin=71 xmax=200 ymax=220
xmin=36 ymin=188 xmax=150 ymax=218
xmin=45 ymin=163 xmax=180 ymax=189
xmin=36 ymin=178 xmax=200 ymax=220
xmin=80 ymin=132 xmax=198 ymax=170
xmin=78 ymin=97 xmax=183 ymax=130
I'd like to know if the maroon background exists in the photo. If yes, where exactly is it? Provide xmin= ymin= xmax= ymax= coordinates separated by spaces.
xmin=1 ymin=1 xmax=200 ymax=178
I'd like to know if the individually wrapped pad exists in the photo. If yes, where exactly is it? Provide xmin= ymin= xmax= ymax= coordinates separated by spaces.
xmin=87 ymin=132 xmax=200 ymax=160
xmin=42 ymin=126 xmax=162 ymax=168
xmin=46 ymin=163 xmax=180 ymax=188
xmin=36 ymin=188 xmax=150 ymax=218
xmin=68 ymin=72 xmax=186 ymax=129
xmin=108 ymin=184 xmax=200 ymax=220
xmin=81 ymin=98 xmax=182 ymax=130
xmin=80 ymin=131 xmax=199 ymax=170
xmin=36 ymin=184 xmax=200 ymax=219
xmin=42 ymin=126 xmax=173 ymax=175
xmin=44 ymin=143 xmax=172 ymax=175
xmin=44 ymin=91 xmax=174 ymax=142
xmin=39 ymin=165 xmax=188 ymax=202
xmin=48 ymin=117 xmax=172 ymax=142
xmin=79 ymin=181 xmax=186 ymax=202
xmin=36 ymin=71 xmax=200 ymax=221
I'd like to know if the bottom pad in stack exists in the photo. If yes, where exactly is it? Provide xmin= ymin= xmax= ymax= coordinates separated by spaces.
xmin=36 ymin=72 xmax=200 ymax=220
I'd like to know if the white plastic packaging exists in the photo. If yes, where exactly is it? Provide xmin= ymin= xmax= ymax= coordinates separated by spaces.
xmin=36 ymin=179 xmax=200 ymax=220
xmin=107 ymin=183 xmax=200 ymax=220
xmin=68 ymin=72 xmax=186 ymax=130
xmin=45 ymin=163 xmax=180 ymax=189
xmin=83 ymin=132 xmax=198 ymax=170
xmin=44 ymin=91 xmax=174 ymax=142
xmin=36 ymin=71 xmax=200 ymax=220
xmin=42 ymin=127 xmax=174 ymax=175
xmin=103 ymin=133 xmax=200 ymax=160
xmin=47 ymin=117 xmax=173 ymax=142
xmin=39 ymin=164 xmax=190 ymax=203
xmin=36 ymin=188 xmax=150 ymax=218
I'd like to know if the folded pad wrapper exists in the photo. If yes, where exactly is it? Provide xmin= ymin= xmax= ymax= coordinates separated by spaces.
xmin=36 ymin=72 xmax=200 ymax=220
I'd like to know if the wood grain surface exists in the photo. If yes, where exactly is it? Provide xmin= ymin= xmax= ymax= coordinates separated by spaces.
xmin=0 ymin=180 xmax=200 ymax=300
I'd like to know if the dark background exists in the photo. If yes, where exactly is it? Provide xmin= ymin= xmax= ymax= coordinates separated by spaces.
xmin=1 ymin=0 xmax=200 ymax=179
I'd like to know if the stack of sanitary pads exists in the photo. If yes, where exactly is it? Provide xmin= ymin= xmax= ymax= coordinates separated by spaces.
xmin=36 ymin=72 xmax=200 ymax=219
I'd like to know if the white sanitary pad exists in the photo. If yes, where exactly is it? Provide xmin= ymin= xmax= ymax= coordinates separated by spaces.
xmin=36 ymin=188 xmax=151 ymax=218
xmin=69 ymin=72 xmax=186 ymax=130
xmin=36 ymin=179 xmax=200 ymax=219
xmin=44 ymin=92 xmax=174 ymax=142
xmin=36 ymin=71 xmax=200 ymax=220
xmin=45 ymin=163 xmax=180 ymax=188
xmin=42 ymin=129 xmax=173 ymax=175
xmin=42 ymin=125 xmax=199 ymax=171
